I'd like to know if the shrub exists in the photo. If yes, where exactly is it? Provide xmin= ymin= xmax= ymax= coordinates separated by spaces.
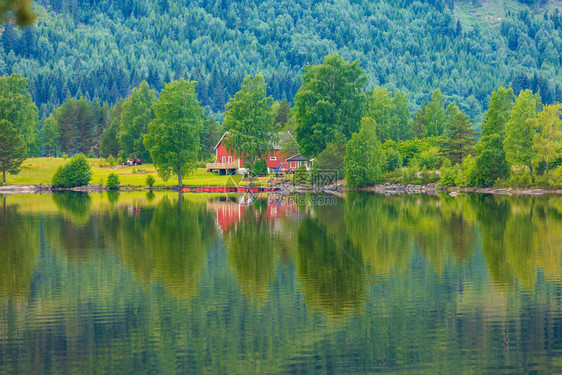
xmin=52 ymin=154 xmax=92 ymax=188
xmin=292 ymin=163 xmax=309 ymax=185
xmin=106 ymin=173 xmax=120 ymax=189
xmin=438 ymin=160 xmax=457 ymax=187
xmin=508 ymin=167 xmax=532 ymax=188
xmin=401 ymin=167 xmax=414 ymax=184
xmin=254 ymin=159 xmax=268 ymax=174
xmin=456 ymin=155 xmax=478 ymax=187
xmin=146 ymin=174 xmax=156 ymax=188
xmin=107 ymin=155 xmax=116 ymax=167
xmin=87 ymin=149 xmax=96 ymax=158
xmin=413 ymin=147 xmax=442 ymax=170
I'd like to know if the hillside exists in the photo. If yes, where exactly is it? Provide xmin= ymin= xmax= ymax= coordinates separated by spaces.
xmin=2 ymin=0 xmax=561 ymax=124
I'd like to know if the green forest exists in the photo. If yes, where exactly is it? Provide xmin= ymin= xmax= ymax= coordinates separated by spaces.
xmin=2 ymin=0 xmax=562 ymax=122
xmin=1 ymin=0 xmax=562 ymax=188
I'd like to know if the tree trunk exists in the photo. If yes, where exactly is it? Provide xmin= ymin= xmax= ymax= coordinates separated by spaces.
xmin=178 ymin=166 xmax=183 ymax=188
xmin=2 ymin=169 xmax=5 ymax=185
xmin=529 ymin=164 xmax=534 ymax=179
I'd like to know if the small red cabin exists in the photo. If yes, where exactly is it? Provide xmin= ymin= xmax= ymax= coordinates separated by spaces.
xmin=206 ymin=132 xmax=310 ymax=175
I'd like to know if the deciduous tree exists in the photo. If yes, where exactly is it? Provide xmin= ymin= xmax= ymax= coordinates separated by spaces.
xmin=295 ymin=54 xmax=367 ymax=157
xmin=144 ymin=79 xmax=204 ymax=187
xmin=504 ymin=89 xmax=541 ymax=178
xmin=533 ymin=104 xmax=562 ymax=179
xmin=345 ymin=117 xmax=385 ymax=187
xmin=476 ymin=87 xmax=514 ymax=186
xmin=223 ymin=74 xmax=274 ymax=178
xmin=0 ymin=74 xmax=39 ymax=154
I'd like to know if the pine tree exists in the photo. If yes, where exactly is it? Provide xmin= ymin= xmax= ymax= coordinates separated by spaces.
xmin=441 ymin=110 xmax=477 ymax=164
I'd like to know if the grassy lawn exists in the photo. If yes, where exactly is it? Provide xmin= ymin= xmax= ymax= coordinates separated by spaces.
xmin=6 ymin=158 xmax=257 ymax=187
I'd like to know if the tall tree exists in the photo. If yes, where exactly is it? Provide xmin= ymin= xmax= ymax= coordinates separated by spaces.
xmin=421 ymin=89 xmax=448 ymax=138
xmin=144 ymin=79 xmax=203 ymax=187
xmin=364 ymin=88 xmax=412 ymax=142
xmin=41 ymin=113 xmax=60 ymax=157
xmin=345 ymin=117 xmax=385 ymax=187
xmin=119 ymin=81 xmax=156 ymax=162
xmin=0 ymin=119 xmax=26 ymax=185
xmin=533 ymin=104 xmax=562 ymax=179
xmin=223 ymin=74 xmax=274 ymax=178
xmin=440 ymin=106 xmax=477 ymax=164
xmin=0 ymin=74 xmax=39 ymax=154
xmin=53 ymin=97 xmax=97 ymax=155
xmin=295 ymin=54 xmax=367 ymax=157
xmin=100 ymin=99 xmax=124 ymax=158
xmin=200 ymin=117 xmax=221 ymax=160
xmin=504 ymin=89 xmax=541 ymax=178
xmin=476 ymin=87 xmax=515 ymax=186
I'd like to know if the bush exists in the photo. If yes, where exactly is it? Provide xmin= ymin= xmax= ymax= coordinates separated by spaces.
xmin=412 ymin=147 xmax=442 ymax=170
xmin=52 ymin=154 xmax=92 ymax=188
xmin=401 ymin=167 xmax=415 ymax=184
xmin=254 ymin=159 xmax=268 ymax=174
xmin=508 ymin=167 xmax=532 ymax=188
xmin=146 ymin=174 xmax=156 ymax=188
xmin=456 ymin=155 xmax=478 ymax=187
xmin=293 ymin=163 xmax=309 ymax=185
xmin=438 ymin=160 xmax=457 ymax=187
xmin=106 ymin=173 xmax=120 ymax=189
xmin=87 ymin=149 xmax=96 ymax=158
xmin=107 ymin=155 xmax=116 ymax=167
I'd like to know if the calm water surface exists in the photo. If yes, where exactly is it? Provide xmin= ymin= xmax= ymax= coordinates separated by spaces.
xmin=1 ymin=191 xmax=562 ymax=374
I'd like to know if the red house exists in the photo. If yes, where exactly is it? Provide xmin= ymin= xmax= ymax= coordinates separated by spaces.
xmin=206 ymin=132 xmax=310 ymax=175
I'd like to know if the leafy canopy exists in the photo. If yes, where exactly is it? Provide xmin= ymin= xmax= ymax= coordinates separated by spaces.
xmin=144 ymin=79 xmax=204 ymax=187
xmin=345 ymin=117 xmax=385 ymax=187
xmin=223 ymin=74 xmax=274 ymax=173
xmin=295 ymin=54 xmax=367 ymax=157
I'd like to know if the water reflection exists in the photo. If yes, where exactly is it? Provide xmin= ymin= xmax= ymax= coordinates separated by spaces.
xmin=0 ymin=203 xmax=40 ymax=296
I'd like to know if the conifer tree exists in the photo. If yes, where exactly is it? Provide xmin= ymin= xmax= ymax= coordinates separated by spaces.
xmin=441 ymin=108 xmax=477 ymax=165
xmin=0 ymin=119 xmax=26 ymax=185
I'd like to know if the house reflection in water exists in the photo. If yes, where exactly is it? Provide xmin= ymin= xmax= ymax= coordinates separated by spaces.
xmin=206 ymin=195 xmax=300 ymax=233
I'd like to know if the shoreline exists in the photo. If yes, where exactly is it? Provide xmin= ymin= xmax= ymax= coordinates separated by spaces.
xmin=1 ymin=183 xmax=562 ymax=196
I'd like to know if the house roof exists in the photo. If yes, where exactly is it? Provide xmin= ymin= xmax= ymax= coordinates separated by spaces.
xmin=285 ymin=153 xmax=308 ymax=162
xmin=214 ymin=131 xmax=296 ymax=151
xmin=214 ymin=131 xmax=230 ymax=151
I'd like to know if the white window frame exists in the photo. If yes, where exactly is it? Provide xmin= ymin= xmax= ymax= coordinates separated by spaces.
xmin=222 ymin=156 xmax=226 ymax=163
xmin=270 ymin=156 xmax=277 ymax=161
xmin=228 ymin=156 xmax=232 ymax=163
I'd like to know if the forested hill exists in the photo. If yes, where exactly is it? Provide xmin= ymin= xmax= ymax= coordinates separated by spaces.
xmin=2 ymin=0 xmax=562 ymax=123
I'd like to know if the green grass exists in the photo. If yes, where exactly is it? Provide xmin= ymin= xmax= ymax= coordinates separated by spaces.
xmin=7 ymin=157 xmax=252 ymax=187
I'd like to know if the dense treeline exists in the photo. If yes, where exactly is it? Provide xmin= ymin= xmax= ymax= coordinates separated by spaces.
xmin=1 ymin=49 xmax=561 ymax=188
xmin=1 ymin=0 xmax=561 ymax=124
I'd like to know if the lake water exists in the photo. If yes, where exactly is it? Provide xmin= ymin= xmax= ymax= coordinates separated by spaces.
xmin=1 ymin=191 xmax=562 ymax=374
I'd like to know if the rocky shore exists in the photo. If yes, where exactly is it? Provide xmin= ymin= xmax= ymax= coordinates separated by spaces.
xmin=359 ymin=183 xmax=562 ymax=196
xmin=0 ymin=184 xmax=109 ymax=194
